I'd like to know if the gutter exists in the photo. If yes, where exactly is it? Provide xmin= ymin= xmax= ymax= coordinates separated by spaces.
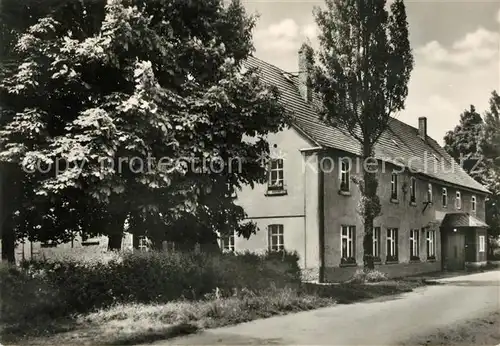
xmin=318 ymin=151 xmax=325 ymax=283
xmin=418 ymin=172 xmax=491 ymax=196
xmin=299 ymin=146 xmax=323 ymax=153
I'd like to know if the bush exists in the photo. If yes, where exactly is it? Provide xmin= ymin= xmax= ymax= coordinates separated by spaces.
xmin=348 ymin=269 xmax=388 ymax=284
xmin=487 ymin=252 xmax=500 ymax=261
xmin=0 ymin=262 xmax=64 ymax=325
xmin=0 ymin=249 xmax=302 ymax=325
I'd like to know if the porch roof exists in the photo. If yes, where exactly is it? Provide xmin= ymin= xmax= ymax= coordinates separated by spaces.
xmin=440 ymin=213 xmax=489 ymax=229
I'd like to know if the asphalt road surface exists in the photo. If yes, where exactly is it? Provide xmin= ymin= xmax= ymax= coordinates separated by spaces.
xmin=155 ymin=270 xmax=500 ymax=345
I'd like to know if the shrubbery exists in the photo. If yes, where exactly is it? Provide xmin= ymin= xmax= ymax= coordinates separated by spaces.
xmin=0 ymin=250 xmax=301 ymax=325
xmin=348 ymin=269 xmax=389 ymax=284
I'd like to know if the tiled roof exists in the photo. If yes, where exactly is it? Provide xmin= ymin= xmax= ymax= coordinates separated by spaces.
xmin=245 ymin=56 xmax=490 ymax=195
xmin=441 ymin=213 xmax=489 ymax=228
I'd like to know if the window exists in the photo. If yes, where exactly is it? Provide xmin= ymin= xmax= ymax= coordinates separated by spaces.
xmin=410 ymin=177 xmax=416 ymax=203
xmin=427 ymin=183 xmax=433 ymax=203
xmin=426 ymin=230 xmax=436 ymax=259
xmin=455 ymin=191 xmax=462 ymax=209
xmin=194 ymin=243 xmax=201 ymax=253
xmin=268 ymin=224 xmax=284 ymax=251
xmin=138 ymin=236 xmax=149 ymax=251
xmin=479 ymin=235 xmax=485 ymax=252
xmin=41 ymin=240 xmax=57 ymax=248
xmin=81 ymin=234 xmax=100 ymax=246
xmin=341 ymin=226 xmax=356 ymax=263
xmin=163 ymin=241 xmax=176 ymax=252
xmin=471 ymin=195 xmax=477 ymax=213
xmin=340 ymin=159 xmax=350 ymax=191
xmin=372 ymin=227 xmax=381 ymax=259
xmin=386 ymin=228 xmax=398 ymax=261
xmin=268 ymin=159 xmax=284 ymax=190
xmin=410 ymin=229 xmax=419 ymax=260
xmin=442 ymin=188 xmax=448 ymax=208
xmin=391 ymin=173 xmax=398 ymax=199
xmin=221 ymin=234 xmax=235 ymax=252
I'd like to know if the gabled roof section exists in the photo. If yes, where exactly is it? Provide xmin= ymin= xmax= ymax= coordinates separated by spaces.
xmin=245 ymin=56 xmax=490 ymax=195
xmin=441 ymin=213 xmax=489 ymax=228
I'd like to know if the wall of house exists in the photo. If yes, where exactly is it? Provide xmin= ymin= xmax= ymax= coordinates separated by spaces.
xmin=476 ymin=228 xmax=488 ymax=263
xmin=0 ymin=169 xmax=2 ymax=242
xmin=234 ymin=127 xmax=320 ymax=277
xmin=13 ymin=234 xmax=134 ymax=262
xmin=465 ymin=229 xmax=477 ymax=263
xmin=462 ymin=227 xmax=488 ymax=267
xmin=303 ymin=151 xmax=321 ymax=280
xmin=321 ymin=149 xmax=488 ymax=282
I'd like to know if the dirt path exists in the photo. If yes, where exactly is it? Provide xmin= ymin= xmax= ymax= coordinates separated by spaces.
xmin=155 ymin=270 xmax=500 ymax=345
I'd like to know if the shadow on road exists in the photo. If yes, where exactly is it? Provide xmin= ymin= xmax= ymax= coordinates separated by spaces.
xmin=406 ymin=268 xmax=500 ymax=282
xmin=435 ymin=280 xmax=500 ymax=287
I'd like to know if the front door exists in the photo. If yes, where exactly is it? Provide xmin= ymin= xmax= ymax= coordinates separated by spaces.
xmin=445 ymin=233 xmax=465 ymax=271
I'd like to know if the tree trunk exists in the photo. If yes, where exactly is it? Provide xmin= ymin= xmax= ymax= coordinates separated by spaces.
xmin=132 ymin=233 xmax=140 ymax=250
xmin=108 ymin=233 xmax=122 ymax=250
xmin=151 ymin=237 xmax=164 ymax=251
xmin=128 ymin=213 xmax=140 ymax=250
xmin=1 ymin=165 xmax=20 ymax=264
xmin=487 ymin=234 xmax=494 ymax=259
xmin=107 ymin=213 xmax=125 ymax=251
xmin=1 ymin=223 xmax=15 ymax=263
xmin=362 ymin=143 xmax=379 ymax=270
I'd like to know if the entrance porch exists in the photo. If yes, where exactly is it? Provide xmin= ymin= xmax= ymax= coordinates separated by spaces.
xmin=440 ymin=213 xmax=488 ymax=271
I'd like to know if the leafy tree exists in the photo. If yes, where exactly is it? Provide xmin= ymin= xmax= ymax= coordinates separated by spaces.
xmin=444 ymin=105 xmax=484 ymax=180
xmin=0 ymin=0 xmax=96 ymax=261
xmin=479 ymin=91 xmax=500 ymax=255
xmin=309 ymin=0 xmax=414 ymax=269
xmin=0 ymin=0 xmax=287 ymax=260
xmin=444 ymin=93 xmax=500 ymax=257
xmin=480 ymin=92 xmax=500 ymax=167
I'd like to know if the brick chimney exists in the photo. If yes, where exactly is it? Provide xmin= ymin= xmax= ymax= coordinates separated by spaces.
xmin=418 ymin=117 xmax=427 ymax=140
xmin=298 ymin=44 xmax=312 ymax=103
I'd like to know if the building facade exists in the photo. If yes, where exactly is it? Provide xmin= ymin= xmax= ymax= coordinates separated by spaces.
xmin=3 ymin=50 xmax=490 ymax=282
xmin=220 ymin=51 xmax=490 ymax=282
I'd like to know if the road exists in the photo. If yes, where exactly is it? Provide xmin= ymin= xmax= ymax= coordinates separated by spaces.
xmin=157 ymin=270 xmax=500 ymax=345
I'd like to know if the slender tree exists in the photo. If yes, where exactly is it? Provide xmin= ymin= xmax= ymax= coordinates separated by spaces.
xmin=309 ymin=0 xmax=414 ymax=269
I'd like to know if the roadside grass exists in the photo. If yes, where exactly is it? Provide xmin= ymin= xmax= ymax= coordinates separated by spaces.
xmin=400 ymin=311 xmax=500 ymax=346
xmin=3 ymin=279 xmax=425 ymax=346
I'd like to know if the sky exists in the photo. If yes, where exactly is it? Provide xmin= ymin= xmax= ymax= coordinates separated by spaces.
xmin=243 ymin=0 xmax=500 ymax=145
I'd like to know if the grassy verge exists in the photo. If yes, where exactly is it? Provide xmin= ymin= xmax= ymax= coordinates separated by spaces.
xmin=3 ymin=280 xmax=425 ymax=346
xmin=400 ymin=312 xmax=500 ymax=346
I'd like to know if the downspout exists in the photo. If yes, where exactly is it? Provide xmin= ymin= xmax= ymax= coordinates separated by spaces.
xmin=318 ymin=152 xmax=325 ymax=283
xmin=303 ymin=153 xmax=307 ymax=270
xmin=300 ymin=146 xmax=323 ymax=273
